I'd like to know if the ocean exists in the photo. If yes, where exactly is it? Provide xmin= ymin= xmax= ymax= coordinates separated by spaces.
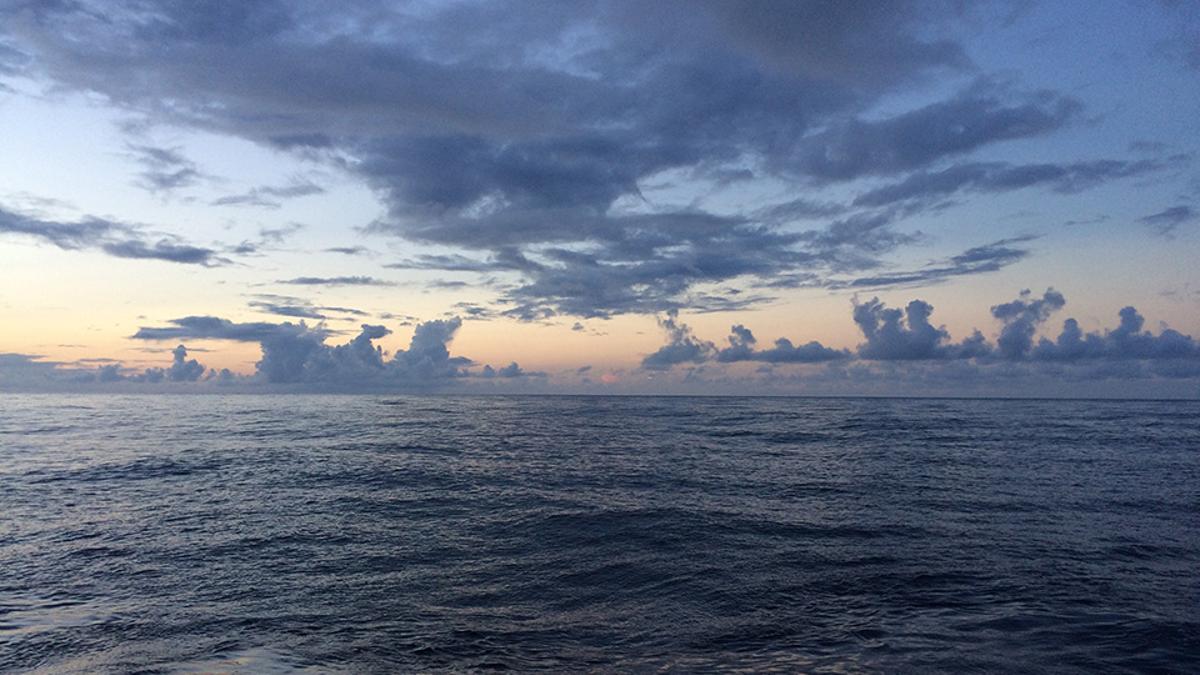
xmin=1 ymin=394 xmax=1197 ymax=672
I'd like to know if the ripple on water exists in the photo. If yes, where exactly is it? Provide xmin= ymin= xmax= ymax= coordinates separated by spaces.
xmin=1 ymin=394 xmax=1197 ymax=672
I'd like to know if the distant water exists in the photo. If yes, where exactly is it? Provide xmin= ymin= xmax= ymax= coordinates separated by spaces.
xmin=1 ymin=394 xmax=1198 ymax=673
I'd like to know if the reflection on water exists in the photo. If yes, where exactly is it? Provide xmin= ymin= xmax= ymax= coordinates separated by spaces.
xmin=1 ymin=394 xmax=1198 ymax=672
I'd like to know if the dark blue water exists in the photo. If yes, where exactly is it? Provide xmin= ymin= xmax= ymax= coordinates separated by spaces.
xmin=1 ymin=395 xmax=1197 ymax=672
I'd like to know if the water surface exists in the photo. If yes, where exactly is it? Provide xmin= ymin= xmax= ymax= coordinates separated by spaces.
xmin=1 ymin=395 xmax=1197 ymax=672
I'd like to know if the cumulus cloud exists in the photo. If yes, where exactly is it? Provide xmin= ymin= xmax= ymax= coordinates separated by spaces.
xmin=1033 ymin=307 xmax=1200 ymax=363
xmin=132 ymin=313 xmax=518 ymax=387
xmin=641 ymin=311 xmax=715 ymax=370
xmin=854 ymin=297 xmax=992 ymax=360
xmin=637 ymin=288 xmax=1200 ymax=394
xmin=136 ymin=345 xmax=206 ymax=382
xmin=716 ymin=324 xmax=849 ymax=363
xmin=644 ymin=311 xmax=849 ymax=369
xmin=990 ymin=288 xmax=1067 ymax=359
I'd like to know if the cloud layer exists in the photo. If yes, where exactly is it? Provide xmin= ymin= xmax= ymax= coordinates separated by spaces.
xmin=3 ymin=1 xmax=1184 ymax=318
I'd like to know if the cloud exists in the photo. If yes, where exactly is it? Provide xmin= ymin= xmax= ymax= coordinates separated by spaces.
xmin=1033 ymin=307 xmax=1200 ymax=363
xmin=844 ymin=236 xmax=1035 ymax=289
xmin=127 ymin=143 xmax=203 ymax=192
xmin=636 ymin=288 xmax=1200 ymax=393
xmin=0 ymin=205 xmax=228 ymax=265
xmin=0 ymin=353 xmax=70 ymax=387
xmin=138 ymin=344 xmax=206 ymax=382
xmin=101 ymin=239 xmax=227 ymax=265
xmin=132 ymin=316 xmax=319 ymax=342
xmin=853 ymin=157 xmax=1186 ymax=208
xmin=641 ymin=310 xmax=715 ymax=370
xmin=211 ymin=178 xmax=324 ymax=208
xmin=229 ymin=223 xmax=306 ymax=255
xmin=787 ymin=82 xmax=1081 ymax=181
xmin=248 ymin=298 xmax=324 ymax=320
xmin=715 ymin=324 xmax=849 ymax=363
xmin=132 ymin=312 xmax=506 ymax=387
xmin=0 ymin=206 xmax=121 ymax=249
xmin=0 ymin=346 xmax=208 ymax=387
xmin=1138 ymin=205 xmax=1196 ymax=237
xmin=253 ymin=318 xmax=483 ymax=385
xmin=479 ymin=362 xmax=544 ymax=378
xmin=854 ymin=297 xmax=992 ymax=360
xmin=990 ymin=288 xmax=1067 ymax=359
xmin=245 ymin=294 xmax=371 ymax=321
xmin=276 ymin=276 xmax=395 ymax=287
xmin=0 ymin=1 xmax=1093 ymax=315
xmin=325 ymin=246 xmax=371 ymax=256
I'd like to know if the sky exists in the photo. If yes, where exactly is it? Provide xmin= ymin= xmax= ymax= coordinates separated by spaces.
xmin=0 ymin=0 xmax=1198 ymax=396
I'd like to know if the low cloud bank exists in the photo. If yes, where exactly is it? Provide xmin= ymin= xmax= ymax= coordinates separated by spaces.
xmin=130 ymin=315 xmax=536 ymax=387
xmin=643 ymin=289 xmax=1200 ymax=383
xmin=1 ymin=316 xmax=539 ymax=391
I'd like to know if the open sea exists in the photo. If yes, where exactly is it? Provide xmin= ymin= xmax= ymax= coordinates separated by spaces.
xmin=1 ymin=394 xmax=1197 ymax=673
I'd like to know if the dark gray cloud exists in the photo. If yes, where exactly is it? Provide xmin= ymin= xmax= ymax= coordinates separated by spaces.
xmin=0 ymin=1 xmax=1098 ymax=314
xmin=480 ymin=362 xmax=544 ymax=378
xmin=643 ymin=320 xmax=821 ymax=372
xmin=0 ymin=206 xmax=121 ymax=249
xmin=845 ymin=236 xmax=1035 ymax=289
xmin=254 ymin=319 xmax=477 ymax=385
xmin=754 ymin=198 xmax=848 ymax=225
xmin=702 ymin=0 xmax=970 ymax=86
xmin=854 ymin=297 xmax=992 ymax=360
xmin=787 ymin=83 xmax=1080 ymax=182
xmin=101 ymin=239 xmax=227 ymax=266
xmin=639 ymin=289 xmax=1200 ymax=389
xmin=0 ymin=346 xmax=209 ymax=387
xmin=715 ymin=324 xmax=849 ymax=363
xmin=131 ymin=312 xmax=505 ymax=386
xmin=0 ymin=353 xmax=67 ymax=387
xmin=0 ymin=205 xmax=228 ymax=265
xmin=132 ymin=316 xmax=320 ymax=342
xmin=854 ymin=156 xmax=1187 ymax=208
xmin=1033 ymin=307 xmax=1200 ymax=363
xmin=991 ymin=288 xmax=1067 ymax=359
xmin=1138 ymin=205 xmax=1196 ymax=237
xmin=138 ymin=345 xmax=206 ymax=382
xmin=641 ymin=310 xmax=715 ymax=370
